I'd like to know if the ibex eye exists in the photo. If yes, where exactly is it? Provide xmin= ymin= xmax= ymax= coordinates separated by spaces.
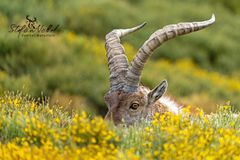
xmin=129 ymin=103 xmax=139 ymax=110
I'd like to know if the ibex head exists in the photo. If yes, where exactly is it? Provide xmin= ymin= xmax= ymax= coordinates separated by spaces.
xmin=104 ymin=15 xmax=215 ymax=125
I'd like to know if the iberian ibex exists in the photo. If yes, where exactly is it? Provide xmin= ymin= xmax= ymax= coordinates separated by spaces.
xmin=104 ymin=15 xmax=215 ymax=125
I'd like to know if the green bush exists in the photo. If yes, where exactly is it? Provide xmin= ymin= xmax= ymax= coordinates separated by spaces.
xmin=0 ymin=0 xmax=240 ymax=74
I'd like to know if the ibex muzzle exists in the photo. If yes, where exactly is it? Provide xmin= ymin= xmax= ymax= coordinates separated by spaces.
xmin=104 ymin=15 xmax=215 ymax=125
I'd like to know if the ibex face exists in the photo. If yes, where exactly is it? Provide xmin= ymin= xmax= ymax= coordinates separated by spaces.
xmin=104 ymin=15 xmax=215 ymax=125
xmin=104 ymin=82 xmax=168 ymax=125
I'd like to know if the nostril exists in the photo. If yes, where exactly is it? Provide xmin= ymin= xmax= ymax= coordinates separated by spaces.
xmin=105 ymin=112 xmax=122 ymax=125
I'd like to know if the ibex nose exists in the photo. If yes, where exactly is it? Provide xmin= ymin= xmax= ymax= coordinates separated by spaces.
xmin=104 ymin=110 xmax=122 ymax=125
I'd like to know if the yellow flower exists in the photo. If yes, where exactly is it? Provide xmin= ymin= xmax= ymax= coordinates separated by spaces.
xmin=48 ymin=109 xmax=53 ymax=115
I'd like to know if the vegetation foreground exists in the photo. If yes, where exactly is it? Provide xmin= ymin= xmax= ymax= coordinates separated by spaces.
xmin=0 ymin=93 xmax=240 ymax=160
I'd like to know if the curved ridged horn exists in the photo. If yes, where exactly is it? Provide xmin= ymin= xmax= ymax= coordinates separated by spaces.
xmin=124 ymin=14 xmax=215 ymax=92
xmin=105 ymin=22 xmax=146 ymax=91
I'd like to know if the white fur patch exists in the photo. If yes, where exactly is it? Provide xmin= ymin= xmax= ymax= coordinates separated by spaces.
xmin=139 ymin=86 xmax=181 ymax=114
xmin=159 ymin=96 xmax=181 ymax=114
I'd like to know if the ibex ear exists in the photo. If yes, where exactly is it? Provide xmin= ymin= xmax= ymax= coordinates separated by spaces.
xmin=148 ymin=80 xmax=168 ymax=105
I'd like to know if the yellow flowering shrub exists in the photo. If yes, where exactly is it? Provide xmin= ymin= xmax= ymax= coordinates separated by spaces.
xmin=140 ymin=107 xmax=240 ymax=160
xmin=70 ymin=113 xmax=119 ymax=146
xmin=174 ymin=59 xmax=240 ymax=92
xmin=150 ymin=58 xmax=240 ymax=93
xmin=0 ymin=93 xmax=240 ymax=160
xmin=0 ymin=93 xmax=123 ymax=159
xmin=143 ymin=58 xmax=240 ymax=112
xmin=21 ymin=116 xmax=54 ymax=145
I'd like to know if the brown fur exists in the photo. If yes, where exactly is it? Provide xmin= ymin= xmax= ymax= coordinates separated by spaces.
xmin=104 ymin=86 xmax=172 ymax=125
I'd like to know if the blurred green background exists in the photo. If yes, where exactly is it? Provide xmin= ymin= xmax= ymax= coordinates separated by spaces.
xmin=0 ymin=0 xmax=240 ymax=114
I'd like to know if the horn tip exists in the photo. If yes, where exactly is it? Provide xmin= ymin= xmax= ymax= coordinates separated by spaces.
xmin=162 ymin=79 xmax=168 ymax=86
xmin=139 ymin=22 xmax=147 ymax=29
xmin=211 ymin=14 xmax=215 ymax=22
